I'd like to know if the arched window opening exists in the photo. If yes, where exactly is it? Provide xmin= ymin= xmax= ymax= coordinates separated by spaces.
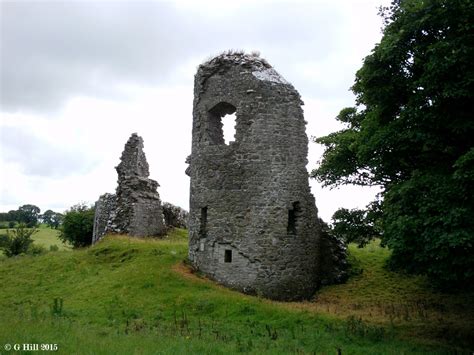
xmin=207 ymin=102 xmax=237 ymax=145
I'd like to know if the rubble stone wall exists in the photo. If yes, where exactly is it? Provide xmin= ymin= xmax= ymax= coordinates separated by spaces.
xmin=92 ymin=193 xmax=116 ymax=244
xmin=162 ymin=202 xmax=189 ymax=228
xmin=92 ymin=133 xmax=166 ymax=243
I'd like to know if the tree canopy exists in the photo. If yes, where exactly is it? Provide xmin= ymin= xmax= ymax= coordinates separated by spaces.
xmin=41 ymin=210 xmax=64 ymax=229
xmin=312 ymin=0 xmax=474 ymax=289
xmin=1 ymin=205 xmax=63 ymax=229
xmin=17 ymin=204 xmax=41 ymax=227
xmin=331 ymin=202 xmax=382 ymax=248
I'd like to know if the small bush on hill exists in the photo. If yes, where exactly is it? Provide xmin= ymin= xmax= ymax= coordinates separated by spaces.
xmin=28 ymin=244 xmax=47 ymax=256
xmin=0 ymin=223 xmax=38 ymax=257
xmin=0 ymin=233 xmax=8 ymax=248
xmin=59 ymin=203 xmax=95 ymax=248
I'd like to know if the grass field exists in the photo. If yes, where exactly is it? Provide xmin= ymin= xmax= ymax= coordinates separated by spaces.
xmin=0 ymin=229 xmax=472 ymax=354
xmin=32 ymin=226 xmax=71 ymax=251
xmin=0 ymin=226 xmax=69 ymax=258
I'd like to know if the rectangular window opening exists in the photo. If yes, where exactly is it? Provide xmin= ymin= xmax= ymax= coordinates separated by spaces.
xmin=287 ymin=201 xmax=300 ymax=235
xmin=199 ymin=206 xmax=208 ymax=238
xmin=224 ymin=249 xmax=232 ymax=263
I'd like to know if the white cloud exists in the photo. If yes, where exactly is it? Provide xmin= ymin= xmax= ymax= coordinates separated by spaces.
xmin=1 ymin=125 xmax=98 ymax=177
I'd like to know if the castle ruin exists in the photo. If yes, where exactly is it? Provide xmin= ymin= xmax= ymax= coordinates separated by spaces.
xmin=92 ymin=133 xmax=166 ymax=243
xmin=186 ymin=52 xmax=335 ymax=301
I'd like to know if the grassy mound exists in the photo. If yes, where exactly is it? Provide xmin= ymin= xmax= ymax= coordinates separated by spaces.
xmin=0 ymin=229 xmax=471 ymax=354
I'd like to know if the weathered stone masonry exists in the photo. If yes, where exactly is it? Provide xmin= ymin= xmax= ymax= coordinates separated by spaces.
xmin=92 ymin=133 xmax=166 ymax=243
xmin=186 ymin=52 xmax=324 ymax=301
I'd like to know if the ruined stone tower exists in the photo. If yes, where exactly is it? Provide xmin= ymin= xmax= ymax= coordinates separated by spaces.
xmin=92 ymin=133 xmax=166 ymax=243
xmin=186 ymin=52 xmax=321 ymax=301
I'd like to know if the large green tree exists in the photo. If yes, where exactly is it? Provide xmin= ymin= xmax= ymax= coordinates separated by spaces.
xmin=41 ymin=210 xmax=63 ymax=229
xmin=18 ymin=204 xmax=41 ymax=227
xmin=312 ymin=0 xmax=474 ymax=288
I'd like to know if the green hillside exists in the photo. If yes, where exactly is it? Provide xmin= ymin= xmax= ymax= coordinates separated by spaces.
xmin=0 ymin=229 xmax=472 ymax=354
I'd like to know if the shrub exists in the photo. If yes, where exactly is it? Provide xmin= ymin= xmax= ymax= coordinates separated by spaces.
xmin=28 ymin=244 xmax=47 ymax=256
xmin=0 ymin=223 xmax=38 ymax=257
xmin=0 ymin=233 xmax=8 ymax=248
xmin=59 ymin=203 xmax=95 ymax=248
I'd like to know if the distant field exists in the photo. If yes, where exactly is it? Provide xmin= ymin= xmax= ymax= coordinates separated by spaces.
xmin=0 ymin=229 xmax=472 ymax=354
xmin=0 ymin=225 xmax=70 ymax=256
xmin=32 ymin=226 xmax=71 ymax=250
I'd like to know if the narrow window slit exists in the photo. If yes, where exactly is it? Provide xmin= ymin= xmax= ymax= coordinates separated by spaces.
xmin=224 ymin=249 xmax=232 ymax=263
xmin=200 ymin=206 xmax=208 ymax=238
xmin=287 ymin=201 xmax=301 ymax=235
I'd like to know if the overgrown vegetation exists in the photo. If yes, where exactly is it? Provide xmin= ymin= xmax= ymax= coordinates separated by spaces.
xmin=59 ymin=203 xmax=95 ymax=248
xmin=0 ymin=230 xmax=472 ymax=353
xmin=312 ymin=0 xmax=474 ymax=288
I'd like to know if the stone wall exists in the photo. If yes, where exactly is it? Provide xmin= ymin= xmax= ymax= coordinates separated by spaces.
xmin=92 ymin=133 xmax=166 ymax=243
xmin=92 ymin=193 xmax=116 ymax=244
xmin=187 ymin=52 xmax=324 ymax=301
xmin=162 ymin=202 xmax=189 ymax=229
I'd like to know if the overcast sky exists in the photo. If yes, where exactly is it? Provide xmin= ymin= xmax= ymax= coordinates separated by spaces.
xmin=0 ymin=0 xmax=388 ymax=222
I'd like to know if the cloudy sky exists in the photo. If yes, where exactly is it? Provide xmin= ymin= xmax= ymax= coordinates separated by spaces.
xmin=0 ymin=0 xmax=388 ymax=221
